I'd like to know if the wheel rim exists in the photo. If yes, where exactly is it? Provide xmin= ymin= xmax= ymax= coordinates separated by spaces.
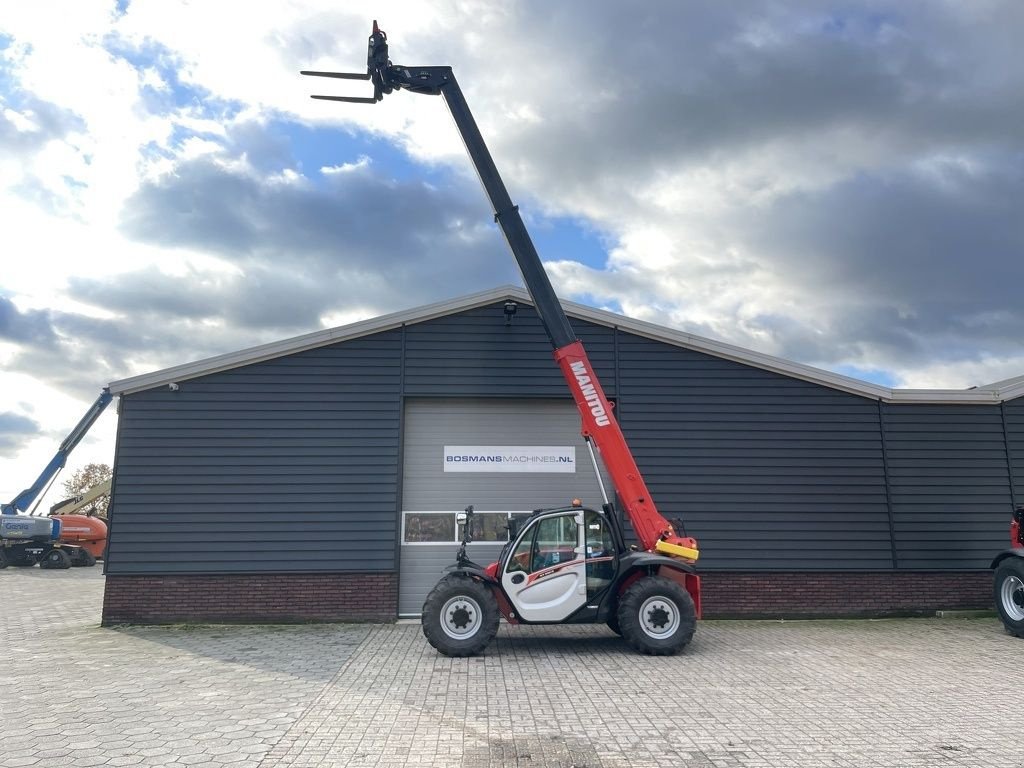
xmin=1001 ymin=574 xmax=1024 ymax=622
xmin=440 ymin=595 xmax=482 ymax=640
xmin=638 ymin=595 xmax=680 ymax=639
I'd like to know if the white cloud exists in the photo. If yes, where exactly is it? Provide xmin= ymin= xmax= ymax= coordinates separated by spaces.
xmin=2 ymin=0 xmax=1024 ymax=502
xmin=321 ymin=156 xmax=371 ymax=175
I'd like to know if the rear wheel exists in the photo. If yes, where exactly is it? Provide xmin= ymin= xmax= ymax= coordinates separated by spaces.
xmin=422 ymin=575 xmax=500 ymax=657
xmin=994 ymin=558 xmax=1024 ymax=638
xmin=39 ymin=548 xmax=72 ymax=570
xmin=617 ymin=575 xmax=696 ymax=655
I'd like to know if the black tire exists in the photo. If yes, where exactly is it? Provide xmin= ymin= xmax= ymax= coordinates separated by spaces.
xmin=617 ymin=575 xmax=696 ymax=656
xmin=993 ymin=557 xmax=1024 ymax=638
xmin=39 ymin=548 xmax=72 ymax=570
xmin=0 ymin=549 xmax=8 ymax=569
xmin=422 ymin=575 xmax=500 ymax=657
xmin=71 ymin=549 xmax=97 ymax=567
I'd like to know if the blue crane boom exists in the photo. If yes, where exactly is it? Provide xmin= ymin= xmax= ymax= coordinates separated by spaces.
xmin=1 ymin=388 xmax=113 ymax=516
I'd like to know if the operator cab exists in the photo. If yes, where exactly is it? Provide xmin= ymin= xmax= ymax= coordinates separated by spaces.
xmin=495 ymin=503 xmax=623 ymax=623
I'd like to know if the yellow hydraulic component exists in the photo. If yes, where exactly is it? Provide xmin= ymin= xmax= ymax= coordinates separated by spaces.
xmin=655 ymin=538 xmax=700 ymax=561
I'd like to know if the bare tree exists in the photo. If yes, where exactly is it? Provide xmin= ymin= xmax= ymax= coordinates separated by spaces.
xmin=59 ymin=463 xmax=113 ymax=517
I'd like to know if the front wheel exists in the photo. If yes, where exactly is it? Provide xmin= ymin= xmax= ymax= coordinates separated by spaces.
xmin=422 ymin=575 xmax=500 ymax=657
xmin=994 ymin=558 xmax=1024 ymax=638
xmin=617 ymin=575 xmax=696 ymax=655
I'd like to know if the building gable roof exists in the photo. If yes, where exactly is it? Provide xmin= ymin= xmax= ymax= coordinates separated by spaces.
xmin=108 ymin=285 xmax=1024 ymax=404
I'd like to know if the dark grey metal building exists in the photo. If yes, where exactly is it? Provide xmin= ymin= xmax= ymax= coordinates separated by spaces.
xmin=101 ymin=287 xmax=1022 ymax=624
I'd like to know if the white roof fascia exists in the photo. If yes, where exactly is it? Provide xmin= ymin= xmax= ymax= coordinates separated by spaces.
xmin=552 ymin=296 xmax=1014 ymax=404
xmin=886 ymin=389 xmax=1001 ymax=404
xmin=108 ymin=286 xmax=520 ymax=395
xmin=966 ymin=374 xmax=1024 ymax=401
xmin=554 ymin=297 xmax=891 ymax=401
xmin=977 ymin=373 xmax=1024 ymax=392
xmin=1005 ymin=382 xmax=1024 ymax=399
xmin=108 ymin=284 xmax=1020 ymax=405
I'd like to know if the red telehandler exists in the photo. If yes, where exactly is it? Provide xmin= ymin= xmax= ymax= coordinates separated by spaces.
xmin=991 ymin=507 xmax=1024 ymax=637
xmin=304 ymin=22 xmax=702 ymax=656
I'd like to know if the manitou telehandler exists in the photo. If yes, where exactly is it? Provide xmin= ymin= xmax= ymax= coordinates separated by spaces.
xmin=991 ymin=506 xmax=1024 ymax=637
xmin=304 ymin=22 xmax=702 ymax=656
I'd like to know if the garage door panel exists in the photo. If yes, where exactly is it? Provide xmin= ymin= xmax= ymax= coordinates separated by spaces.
xmin=399 ymin=398 xmax=609 ymax=616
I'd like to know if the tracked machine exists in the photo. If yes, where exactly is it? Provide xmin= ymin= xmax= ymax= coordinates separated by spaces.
xmin=304 ymin=22 xmax=702 ymax=655
xmin=0 ymin=389 xmax=111 ymax=569
xmin=49 ymin=477 xmax=111 ymax=561
xmin=991 ymin=507 xmax=1024 ymax=637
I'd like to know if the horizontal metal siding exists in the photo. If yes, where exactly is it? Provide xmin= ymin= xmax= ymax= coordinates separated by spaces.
xmin=1004 ymin=399 xmax=1024 ymax=507
xmin=616 ymin=334 xmax=891 ymax=570
xmin=884 ymin=404 xmax=1012 ymax=568
xmin=108 ymin=297 xmax=1020 ymax=579
xmin=107 ymin=333 xmax=402 ymax=574
xmin=403 ymin=303 xmax=615 ymax=397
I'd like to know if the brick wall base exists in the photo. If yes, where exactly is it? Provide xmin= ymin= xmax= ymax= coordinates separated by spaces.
xmin=102 ymin=573 xmax=398 ymax=625
xmin=700 ymin=571 xmax=994 ymax=619
xmin=102 ymin=570 xmax=994 ymax=625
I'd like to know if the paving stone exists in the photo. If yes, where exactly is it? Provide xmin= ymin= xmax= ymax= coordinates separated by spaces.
xmin=3 ymin=569 xmax=1022 ymax=768
xmin=68 ymin=758 xmax=110 ymax=767
xmin=3 ymin=758 xmax=40 ymax=768
xmin=0 ymin=569 xmax=366 ymax=768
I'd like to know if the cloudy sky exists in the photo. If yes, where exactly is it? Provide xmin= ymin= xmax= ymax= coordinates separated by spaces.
xmin=2 ymin=1 xmax=1023 ymax=504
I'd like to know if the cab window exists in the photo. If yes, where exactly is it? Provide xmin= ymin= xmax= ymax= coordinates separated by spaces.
xmin=585 ymin=511 xmax=615 ymax=598
xmin=506 ymin=513 xmax=580 ymax=574
xmin=585 ymin=511 xmax=614 ymax=557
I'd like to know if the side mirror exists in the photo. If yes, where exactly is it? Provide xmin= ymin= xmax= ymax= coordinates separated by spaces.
xmin=458 ymin=505 xmax=475 ymax=546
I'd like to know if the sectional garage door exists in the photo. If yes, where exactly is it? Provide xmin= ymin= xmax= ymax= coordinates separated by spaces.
xmin=398 ymin=398 xmax=610 ymax=616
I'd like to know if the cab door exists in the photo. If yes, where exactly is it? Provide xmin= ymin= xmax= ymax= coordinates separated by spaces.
xmin=501 ymin=511 xmax=587 ymax=622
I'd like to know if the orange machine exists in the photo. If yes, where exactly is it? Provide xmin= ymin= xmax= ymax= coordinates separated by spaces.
xmin=49 ymin=477 xmax=111 ymax=561
xmin=54 ymin=515 xmax=107 ymax=559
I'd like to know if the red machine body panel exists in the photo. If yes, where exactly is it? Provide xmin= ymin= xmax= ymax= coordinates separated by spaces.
xmin=554 ymin=342 xmax=698 ymax=557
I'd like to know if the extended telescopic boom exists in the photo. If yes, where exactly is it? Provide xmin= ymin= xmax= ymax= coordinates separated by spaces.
xmin=2 ymin=388 xmax=113 ymax=516
xmin=302 ymin=22 xmax=698 ymax=562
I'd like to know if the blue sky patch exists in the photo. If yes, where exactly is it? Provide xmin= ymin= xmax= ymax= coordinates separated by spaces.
xmin=264 ymin=121 xmax=613 ymax=275
xmin=103 ymin=33 xmax=243 ymax=118
xmin=192 ymin=115 xmax=614 ymax=275
xmin=525 ymin=214 xmax=610 ymax=272
xmin=833 ymin=364 xmax=897 ymax=388
xmin=265 ymin=120 xmax=453 ymax=187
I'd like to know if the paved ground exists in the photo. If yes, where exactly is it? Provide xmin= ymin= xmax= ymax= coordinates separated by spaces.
xmin=0 ymin=569 xmax=1020 ymax=768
